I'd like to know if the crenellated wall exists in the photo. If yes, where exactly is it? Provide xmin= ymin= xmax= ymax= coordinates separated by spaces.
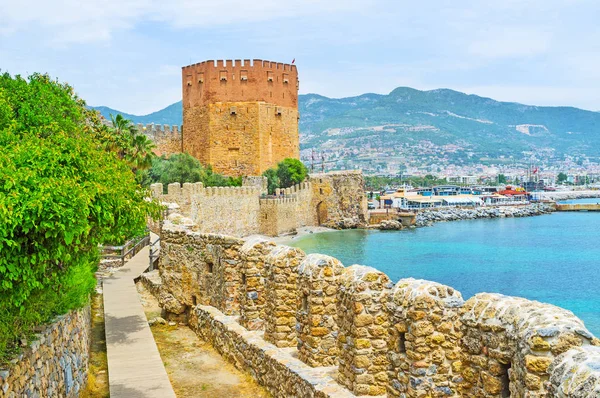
xmin=150 ymin=171 xmax=368 ymax=238
xmin=135 ymin=123 xmax=183 ymax=157
xmin=154 ymin=221 xmax=600 ymax=398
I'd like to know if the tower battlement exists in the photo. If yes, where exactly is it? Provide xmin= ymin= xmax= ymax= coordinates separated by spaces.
xmin=182 ymin=59 xmax=299 ymax=109
xmin=182 ymin=58 xmax=300 ymax=177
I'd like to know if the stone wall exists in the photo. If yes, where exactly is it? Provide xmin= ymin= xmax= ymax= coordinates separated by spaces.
xmin=0 ymin=306 xmax=91 ymax=398
xmin=309 ymin=171 xmax=369 ymax=229
xmin=154 ymin=220 xmax=600 ymax=397
xmin=136 ymin=123 xmax=182 ymax=157
xmin=259 ymin=197 xmax=299 ymax=237
xmin=459 ymin=293 xmax=599 ymax=397
xmin=151 ymin=171 xmax=365 ymax=238
xmin=387 ymin=279 xmax=464 ymax=397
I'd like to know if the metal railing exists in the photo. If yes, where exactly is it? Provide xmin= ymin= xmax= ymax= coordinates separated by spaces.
xmin=100 ymin=235 xmax=150 ymax=267
xmin=149 ymin=235 xmax=160 ymax=271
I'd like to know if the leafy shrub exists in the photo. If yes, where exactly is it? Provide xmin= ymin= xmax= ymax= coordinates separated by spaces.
xmin=0 ymin=72 xmax=160 ymax=362
xmin=262 ymin=158 xmax=309 ymax=194
xmin=144 ymin=153 xmax=242 ymax=190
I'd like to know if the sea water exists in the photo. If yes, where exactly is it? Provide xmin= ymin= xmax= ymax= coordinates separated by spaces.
xmin=290 ymin=203 xmax=600 ymax=336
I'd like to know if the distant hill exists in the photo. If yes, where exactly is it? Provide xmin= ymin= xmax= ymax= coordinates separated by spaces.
xmin=91 ymin=102 xmax=183 ymax=126
xmin=91 ymin=87 xmax=600 ymax=159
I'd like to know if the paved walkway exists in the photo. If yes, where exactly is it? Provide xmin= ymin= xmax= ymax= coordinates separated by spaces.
xmin=103 ymin=236 xmax=176 ymax=398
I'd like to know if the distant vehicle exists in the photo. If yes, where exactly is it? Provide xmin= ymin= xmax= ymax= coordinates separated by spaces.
xmin=367 ymin=202 xmax=376 ymax=209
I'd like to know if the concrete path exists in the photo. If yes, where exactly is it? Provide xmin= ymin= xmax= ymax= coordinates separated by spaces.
xmin=103 ymin=236 xmax=176 ymax=398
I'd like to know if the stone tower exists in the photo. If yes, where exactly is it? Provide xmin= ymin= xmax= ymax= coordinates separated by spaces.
xmin=182 ymin=59 xmax=300 ymax=176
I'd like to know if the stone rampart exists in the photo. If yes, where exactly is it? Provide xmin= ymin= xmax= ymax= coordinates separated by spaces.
xmin=0 ymin=306 xmax=91 ymax=398
xmin=151 ymin=171 xmax=366 ymax=238
xmin=136 ymin=123 xmax=182 ymax=157
xmin=154 ymin=220 xmax=600 ymax=397
xmin=309 ymin=171 xmax=369 ymax=229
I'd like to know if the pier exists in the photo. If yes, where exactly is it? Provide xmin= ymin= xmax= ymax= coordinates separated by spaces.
xmin=555 ymin=203 xmax=600 ymax=212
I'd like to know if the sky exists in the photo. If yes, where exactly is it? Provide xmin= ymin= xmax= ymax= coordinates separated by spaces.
xmin=1 ymin=0 xmax=599 ymax=115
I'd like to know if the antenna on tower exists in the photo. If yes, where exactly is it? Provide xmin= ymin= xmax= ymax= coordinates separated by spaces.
xmin=321 ymin=152 xmax=325 ymax=173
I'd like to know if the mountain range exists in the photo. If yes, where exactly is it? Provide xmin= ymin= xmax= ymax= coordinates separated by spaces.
xmin=91 ymin=87 xmax=600 ymax=163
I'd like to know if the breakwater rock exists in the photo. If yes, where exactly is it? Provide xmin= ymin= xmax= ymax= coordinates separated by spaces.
xmin=538 ymin=190 xmax=600 ymax=201
xmin=416 ymin=203 xmax=554 ymax=227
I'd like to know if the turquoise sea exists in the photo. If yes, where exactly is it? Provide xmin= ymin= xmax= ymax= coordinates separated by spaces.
xmin=289 ymin=199 xmax=600 ymax=336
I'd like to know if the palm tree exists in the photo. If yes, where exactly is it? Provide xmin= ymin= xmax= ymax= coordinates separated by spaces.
xmin=126 ymin=133 xmax=155 ymax=173
xmin=109 ymin=113 xmax=155 ymax=172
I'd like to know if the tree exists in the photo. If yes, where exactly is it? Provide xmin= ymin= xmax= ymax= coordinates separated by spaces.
xmin=106 ymin=114 xmax=156 ymax=173
xmin=276 ymin=158 xmax=308 ymax=188
xmin=0 ymin=72 xmax=160 ymax=361
xmin=557 ymin=172 xmax=568 ymax=184
xmin=498 ymin=174 xmax=507 ymax=184
xmin=262 ymin=168 xmax=279 ymax=195
xmin=146 ymin=153 xmax=241 ymax=190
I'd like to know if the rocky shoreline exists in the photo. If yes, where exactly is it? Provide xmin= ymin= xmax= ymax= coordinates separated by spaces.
xmin=415 ymin=203 xmax=555 ymax=227
xmin=537 ymin=190 xmax=600 ymax=201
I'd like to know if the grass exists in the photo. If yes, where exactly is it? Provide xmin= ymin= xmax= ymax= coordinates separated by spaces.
xmin=81 ymin=293 xmax=109 ymax=398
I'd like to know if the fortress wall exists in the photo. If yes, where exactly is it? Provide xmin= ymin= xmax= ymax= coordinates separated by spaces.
xmin=296 ymin=254 xmax=345 ymax=367
xmin=238 ymin=238 xmax=276 ymax=330
xmin=309 ymin=171 xmax=369 ymax=228
xmin=459 ymin=293 xmax=599 ymax=397
xmin=294 ymin=181 xmax=315 ymax=227
xmin=158 ymin=227 xmax=245 ymax=316
xmin=156 ymin=220 xmax=600 ymax=398
xmin=191 ymin=186 xmax=261 ymax=237
xmin=259 ymin=197 xmax=299 ymax=237
xmin=242 ymin=176 xmax=268 ymax=196
xmin=336 ymin=265 xmax=392 ymax=396
xmin=136 ymin=123 xmax=183 ymax=157
xmin=0 ymin=306 xmax=90 ymax=398
xmin=149 ymin=171 xmax=365 ymax=238
xmin=263 ymin=246 xmax=305 ymax=348
xmin=387 ymin=279 xmax=464 ymax=397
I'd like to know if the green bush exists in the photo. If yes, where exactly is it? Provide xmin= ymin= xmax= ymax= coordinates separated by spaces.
xmin=262 ymin=158 xmax=308 ymax=194
xmin=144 ymin=153 xmax=242 ymax=190
xmin=0 ymin=72 xmax=160 ymax=362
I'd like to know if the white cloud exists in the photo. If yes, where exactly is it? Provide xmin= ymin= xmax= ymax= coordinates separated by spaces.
xmin=0 ymin=0 xmax=366 ymax=45
xmin=468 ymin=27 xmax=551 ymax=59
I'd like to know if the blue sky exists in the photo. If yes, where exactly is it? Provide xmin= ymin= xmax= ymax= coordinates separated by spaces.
xmin=1 ymin=0 xmax=599 ymax=114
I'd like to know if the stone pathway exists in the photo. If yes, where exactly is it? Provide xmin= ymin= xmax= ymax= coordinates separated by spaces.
xmin=103 ymin=236 xmax=176 ymax=398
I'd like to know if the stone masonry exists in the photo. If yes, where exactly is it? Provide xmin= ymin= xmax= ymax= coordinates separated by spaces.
xmin=387 ymin=278 xmax=464 ymax=397
xmin=337 ymin=265 xmax=392 ymax=396
xmin=263 ymin=246 xmax=305 ymax=348
xmin=239 ymin=237 xmax=276 ymax=331
xmin=182 ymin=59 xmax=299 ymax=176
xmin=0 ymin=306 xmax=90 ymax=398
xmin=297 ymin=254 xmax=345 ymax=367
xmin=153 ymin=221 xmax=600 ymax=397
xmin=150 ymin=170 xmax=369 ymax=238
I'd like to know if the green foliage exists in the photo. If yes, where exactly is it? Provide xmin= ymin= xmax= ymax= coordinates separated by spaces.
xmin=0 ymin=72 xmax=161 ymax=362
xmin=262 ymin=168 xmax=279 ymax=195
xmin=276 ymin=158 xmax=308 ymax=189
xmin=145 ymin=153 xmax=242 ymax=190
xmin=557 ymin=172 xmax=568 ymax=183
xmin=261 ymin=158 xmax=308 ymax=194
xmin=498 ymin=174 xmax=507 ymax=184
